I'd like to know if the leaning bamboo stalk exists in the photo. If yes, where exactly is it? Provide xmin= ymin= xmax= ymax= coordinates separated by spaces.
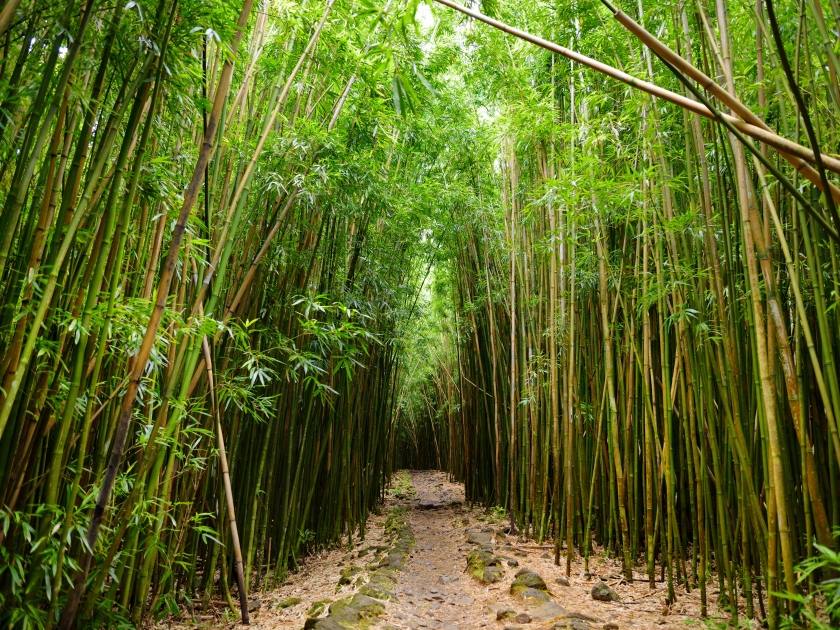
xmin=202 ymin=336 xmax=250 ymax=624
xmin=430 ymin=0 xmax=840 ymax=181
xmin=0 ymin=0 xmax=22 ymax=36
xmin=598 ymin=0 xmax=840 ymax=205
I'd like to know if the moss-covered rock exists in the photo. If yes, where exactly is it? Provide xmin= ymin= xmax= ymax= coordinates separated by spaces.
xmin=338 ymin=565 xmax=363 ymax=585
xmin=358 ymin=580 xmax=396 ymax=601
xmin=511 ymin=571 xmax=549 ymax=596
xmin=349 ymin=594 xmax=385 ymax=617
xmin=466 ymin=531 xmax=492 ymax=545
xmin=277 ymin=597 xmax=302 ymax=609
xmin=591 ymin=581 xmax=619 ymax=602
xmin=466 ymin=548 xmax=505 ymax=583
xmin=379 ymin=552 xmax=407 ymax=570
xmin=517 ymin=587 xmax=551 ymax=602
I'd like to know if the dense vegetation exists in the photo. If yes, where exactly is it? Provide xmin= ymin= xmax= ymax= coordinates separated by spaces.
xmin=0 ymin=0 xmax=838 ymax=627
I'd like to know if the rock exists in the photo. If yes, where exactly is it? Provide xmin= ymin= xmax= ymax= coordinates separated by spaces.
xmin=603 ymin=623 xmax=619 ymax=630
xmin=481 ymin=525 xmax=495 ymax=533
xmin=516 ymin=612 xmax=532 ymax=623
xmin=332 ymin=593 xmax=385 ymax=622
xmin=496 ymin=529 xmax=507 ymax=539
xmin=508 ymin=558 xmax=520 ymax=567
xmin=457 ymin=596 xmax=475 ymax=605
xmin=338 ymin=565 xmax=363 ymax=585
xmin=553 ymin=619 xmax=591 ymax=630
xmin=496 ymin=608 xmax=516 ymax=621
xmin=369 ymin=569 xmax=397 ymax=587
xmin=528 ymin=601 xmax=567 ymax=622
xmin=541 ymin=552 xmax=552 ymax=559
xmin=467 ymin=548 xmax=505 ymax=583
xmin=466 ymin=531 xmax=492 ymax=545
xmin=591 ymin=581 xmax=620 ymax=602
xmin=418 ymin=500 xmax=443 ymax=509
xmin=555 ymin=576 xmax=571 ymax=587
xmin=515 ymin=567 xmax=531 ymax=577
xmin=359 ymin=581 xmax=396 ymax=601
xmin=514 ymin=550 xmax=528 ymax=557
xmin=518 ymin=587 xmax=551 ymax=602
xmin=566 ymin=612 xmax=602 ymax=623
xmin=438 ymin=575 xmax=458 ymax=585
xmin=247 ymin=599 xmax=261 ymax=611
xmin=379 ymin=552 xmax=407 ymax=570
xmin=277 ymin=597 xmax=301 ymax=609
xmin=511 ymin=571 xmax=548 ymax=596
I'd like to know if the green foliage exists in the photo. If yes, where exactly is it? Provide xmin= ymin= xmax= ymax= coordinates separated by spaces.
xmin=778 ymin=531 xmax=840 ymax=629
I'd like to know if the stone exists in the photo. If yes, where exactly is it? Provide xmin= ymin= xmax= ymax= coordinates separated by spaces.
xmin=508 ymin=558 xmax=519 ymax=567
xmin=348 ymin=593 xmax=385 ymax=617
xmin=514 ymin=550 xmax=528 ymax=557
xmin=359 ymin=581 xmax=396 ymax=601
xmin=482 ymin=566 xmax=505 ymax=582
xmin=511 ymin=571 xmax=548 ymax=596
xmin=277 ymin=597 xmax=301 ymax=609
xmin=467 ymin=548 xmax=505 ymax=583
xmin=541 ymin=552 xmax=551 ymax=559
xmin=591 ymin=581 xmax=620 ymax=602
xmin=369 ymin=569 xmax=397 ymax=587
xmin=466 ymin=531 xmax=492 ymax=545
xmin=516 ymin=612 xmax=532 ymax=623
xmin=457 ymin=596 xmax=475 ymax=605
xmin=603 ymin=623 xmax=619 ymax=630
xmin=418 ymin=500 xmax=443 ymax=509
xmin=380 ymin=552 xmax=407 ymax=570
xmin=528 ymin=602 xmax=567 ymax=622
xmin=517 ymin=587 xmax=551 ymax=602
xmin=553 ymin=619 xmax=591 ymax=630
xmin=481 ymin=525 xmax=495 ymax=533
xmin=496 ymin=608 xmax=516 ymax=620
xmin=438 ymin=575 xmax=458 ymax=585
xmin=566 ymin=612 xmax=603 ymax=623
xmin=555 ymin=576 xmax=571 ymax=587
xmin=248 ymin=600 xmax=261 ymax=611
xmin=338 ymin=565 xmax=363 ymax=585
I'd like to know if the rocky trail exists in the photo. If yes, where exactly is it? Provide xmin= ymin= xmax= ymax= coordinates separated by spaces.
xmin=188 ymin=471 xmax=727 ymax=630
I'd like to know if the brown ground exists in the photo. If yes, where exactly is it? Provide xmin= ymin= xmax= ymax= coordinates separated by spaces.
xmin=171 ymin=470 xmax=746 ymax=630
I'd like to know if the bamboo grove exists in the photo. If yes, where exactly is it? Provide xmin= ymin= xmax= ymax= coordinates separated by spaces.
xmin=391 ymin=0 xmax=840 ymax=628
xmin=1 ymin=0 xmax=839 ymax=627
xmin=0 ymin=0 xmax=474 ymax=626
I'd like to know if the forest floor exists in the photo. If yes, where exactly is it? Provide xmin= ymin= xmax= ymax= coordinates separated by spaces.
xmin=172 ymin=471 xmax=740 ymax=630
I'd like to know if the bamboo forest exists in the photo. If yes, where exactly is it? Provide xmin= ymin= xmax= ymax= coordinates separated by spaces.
xmin=1 ymin=0 xmax=840 ymax=627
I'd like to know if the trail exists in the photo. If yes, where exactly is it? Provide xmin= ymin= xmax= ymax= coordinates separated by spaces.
xmin=188 ymin=471 xmax=727 ymax=629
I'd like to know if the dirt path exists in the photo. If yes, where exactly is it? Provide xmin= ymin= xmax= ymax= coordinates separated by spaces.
xmin=184 ymin=471 xmax=728 ymax=630
xmin=374 ymin=471 xmax=722 ymax=630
